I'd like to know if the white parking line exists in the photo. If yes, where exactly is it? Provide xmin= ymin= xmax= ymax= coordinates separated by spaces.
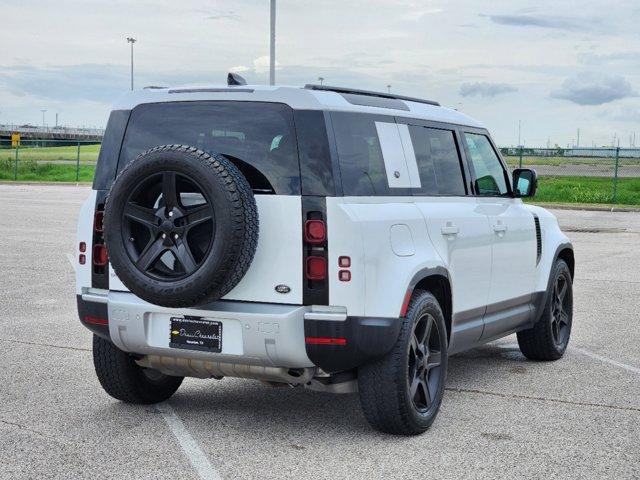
xmin=156 ymin=403 xmax=222 ymax=480
xmin=572 ymin=347 xmax=640 ymax=376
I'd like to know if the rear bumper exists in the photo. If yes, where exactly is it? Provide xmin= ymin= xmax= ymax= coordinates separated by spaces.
xmin=77 ymin=290 xmax=402 ymax=372
xmin=304 ymin=315 xmax=402 ymax=373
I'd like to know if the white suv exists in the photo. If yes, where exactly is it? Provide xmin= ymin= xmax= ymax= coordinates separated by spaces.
xmin=76 ymin=76 xmax=574 ymax=435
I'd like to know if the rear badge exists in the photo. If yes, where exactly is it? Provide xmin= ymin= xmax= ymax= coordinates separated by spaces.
xmin=275 ymin=284 xmax=291 ymax=294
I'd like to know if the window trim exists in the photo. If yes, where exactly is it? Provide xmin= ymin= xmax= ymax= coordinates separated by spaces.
xmin=395 ymin=117 xmax=470 ymax=197
xmin=459 ymin=128 xmax=513 ymax=198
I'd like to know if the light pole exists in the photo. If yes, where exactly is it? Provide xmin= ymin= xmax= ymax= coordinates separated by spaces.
xmin=318 ymin=76 xmax=324 ymax=86
xmin=387 ymin=84 xmax=391 ymax=93
xmin=41 ymin=109 xmax=47 ymax=128
xmin=269 ymin=0 xmax=276 ymax=85
xmin=126 ymin=37 xmax=137 ymax=90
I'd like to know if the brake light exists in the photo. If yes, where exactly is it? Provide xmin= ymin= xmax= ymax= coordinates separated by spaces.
xmin=79 ymin=254 xmax=86 ymax=265
xmin=304 ymin=220 xmax=326 ymax=244
xmin=306 ymin=256 xmax=326 ymax=280
xmin=94 ymin=210 xmax=104 ymax=233
xmin=339 ymin=270 xmax=351 ymax=282
xmin=305 ymin=336 xmax=347 ymax=346
xmin=79 ymin=242 xmax=86 ymax=253
xmin=93 ymin=244 xmax=108 ymax=266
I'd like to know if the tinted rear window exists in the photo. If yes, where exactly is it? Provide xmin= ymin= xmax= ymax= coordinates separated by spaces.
xmin=408 ymin=126 xmax=466 ymax=196
xmin=93 ymin=109 xmax=130 ymax=190
xmin=331 ymin=111 xmax=410 ymax=196
xmin=118 ymin=101 xmax=300 ymax=194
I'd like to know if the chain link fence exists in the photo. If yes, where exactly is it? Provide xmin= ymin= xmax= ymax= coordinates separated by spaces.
xmin=0 ymin=139 xmax=100 ymax=182
xmin=501 ymin=147 xmax=640 ymax=206
xmin=1 ymin=139 xmax=639 ymax=206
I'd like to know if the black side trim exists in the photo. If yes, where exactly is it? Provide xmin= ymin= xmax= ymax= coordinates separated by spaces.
xmin=304 ymin=316 xmax=402 ymax=373
xmin=91 ymin=190 xmax=109 ymax=290
xmin=77 ymin=295 xmax=109 ymax=340
xmin=533 ymin=214 xmax=542 ymax=264
xmin=302 ymin=196 xmax=328 ymax=306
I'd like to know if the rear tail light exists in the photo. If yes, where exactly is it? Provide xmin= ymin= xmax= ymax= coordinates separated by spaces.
xmin=79 ymin=254 xmax=86 ymax=265
xmin=338 ymin=270 xmax=351 ymax=282
xmin=79 ymin=242 xmax=86 ymax=253
xmin=306 ymin=256 xmax=326 ymax=280
xmin=93 ymin=244 xmax=108 ymax=266
xmin=94 ymin=210 xmax=104 ymax=233
xmin=304 ymin=220 xmax=326 ymax=244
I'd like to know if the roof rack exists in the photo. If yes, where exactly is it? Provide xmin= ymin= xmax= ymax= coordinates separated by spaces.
xmin=304 ymin=84 xmax=440 ymax=107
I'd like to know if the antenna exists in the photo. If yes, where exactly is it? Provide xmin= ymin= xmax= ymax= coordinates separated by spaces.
xmin=227 ymin=72 xmax=247 ymax=86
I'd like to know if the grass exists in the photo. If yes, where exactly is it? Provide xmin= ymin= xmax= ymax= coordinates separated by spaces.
xmin=532 ymin=176 xmax=640 ymax=205
xmin=0 ymin=160 xmax=95 ymax=182
xmin=0 ymin=147 xmax=638 ymax=205
xmin=0 ymin=143 xmax=100 ymax=164
xmin=504 ymin=155 xmax=640 ymax=167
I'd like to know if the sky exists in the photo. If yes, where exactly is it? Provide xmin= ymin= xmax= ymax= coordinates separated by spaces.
xmin=1 ymin=0 xmax=639 ymax=147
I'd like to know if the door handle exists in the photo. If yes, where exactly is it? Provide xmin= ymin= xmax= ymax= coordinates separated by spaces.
xmin=441 ymin=224 xmax=459 ymax=236
xmin=493 ymin=223 xmax=507 ymax=233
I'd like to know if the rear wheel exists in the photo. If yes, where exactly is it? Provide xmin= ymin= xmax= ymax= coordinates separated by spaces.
xmin=358 ymin=290 xmax=448 ymax=435
xmin=92 ymin=335 xmax=183 ymax=404
xmin=517 ymin=259 xmax=573 ymax=361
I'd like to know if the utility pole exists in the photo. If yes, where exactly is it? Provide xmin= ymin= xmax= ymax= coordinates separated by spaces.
xmin=55 ymin=113 xmax=58 ymax=128
xmin=41 ymin=109 xmax=47 ymax=128
xmin=576 ymin=128 xmax=580 ymax=147
xmin=269 ymin=0 xmax=276 ymax=86
xmin=126 ymin=37 xmax=136 ymax=90
xmin=518 ymin=120 xmax=521 ymax=146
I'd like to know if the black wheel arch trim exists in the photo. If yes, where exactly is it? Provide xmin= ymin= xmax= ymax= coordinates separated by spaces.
xmin=532 ymin=242 xmax=574 ymax=323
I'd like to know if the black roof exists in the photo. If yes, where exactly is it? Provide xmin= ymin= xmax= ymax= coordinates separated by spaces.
xmin=304 ymin=84 xmax=440 ymax=107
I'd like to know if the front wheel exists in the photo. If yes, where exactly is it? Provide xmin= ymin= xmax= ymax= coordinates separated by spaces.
xmin=517 ymin=259 xmax=573 ymax=361
xmin=358 ymin=290 xmax=448 ymax=435
xmin=92 ymin=335 xmax=183 ymax=404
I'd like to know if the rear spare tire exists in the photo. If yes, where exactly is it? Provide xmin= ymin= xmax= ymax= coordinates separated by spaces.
xmin=103 ymin=145 xmax=258 ymax=307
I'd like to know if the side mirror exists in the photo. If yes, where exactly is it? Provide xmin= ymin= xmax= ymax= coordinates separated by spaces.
xmin=513 ymin=168 xmax=537 ymax=197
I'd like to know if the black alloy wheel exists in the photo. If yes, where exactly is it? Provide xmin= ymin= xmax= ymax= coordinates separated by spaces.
xmin=408 ymin=313 xmax=443 ymax=412
xmin=122 ymin=171 xmax=214 ymax=281
xmin=550 ymin=273 xmax=571 ymax=347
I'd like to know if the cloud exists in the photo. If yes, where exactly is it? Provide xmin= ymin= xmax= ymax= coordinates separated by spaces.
xmin=228 ymin=56 xmax=280 ymax=76
xmin=578 ymin=51 xmax=640 ymax=66
xmin=204 ymin=10 xmax=240 ymax=21
xmin=551 ymin=72 xmax=636 ymax=105
xmin=481 ymin=13 xmax=594 ymax=31
xmin=459 ymin=82 xmax=517 ymax=98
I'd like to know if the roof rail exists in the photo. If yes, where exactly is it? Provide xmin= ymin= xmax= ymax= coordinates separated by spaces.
xmin=304 ymin=84 xmax=440 ymax=107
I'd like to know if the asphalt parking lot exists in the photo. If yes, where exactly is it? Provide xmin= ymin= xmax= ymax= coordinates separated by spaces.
xmin=1 ymin=184 xmax=638 ymax=480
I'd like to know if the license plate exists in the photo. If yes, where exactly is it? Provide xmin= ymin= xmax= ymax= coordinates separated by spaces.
xmin=169 ymin=316 xmax=222 ymax=353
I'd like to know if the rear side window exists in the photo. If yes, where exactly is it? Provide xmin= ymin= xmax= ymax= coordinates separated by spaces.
xmin=408 ymin=126 xmax=466 ymax=196
xmin=118 ymin=101 xmax=300 ymax=195
xmin=93 ymin=109 xmax=130 ymax=190
xmin=463 ymin=133 xmax=509 ymax=196
xmin=331 ymin=112 xmax=410 ymax=196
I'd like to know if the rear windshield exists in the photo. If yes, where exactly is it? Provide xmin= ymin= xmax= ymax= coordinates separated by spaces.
xmin=118 ymin=101 xmax=300 ymax=194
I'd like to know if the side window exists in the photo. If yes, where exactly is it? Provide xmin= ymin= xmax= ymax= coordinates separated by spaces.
xmin=463 ymin=133 xmax=509 ymax=196
xmin=408 ymin=126 xmax=466 ymax=196
xmin=331 ymin=112 xmax=410 ymax=196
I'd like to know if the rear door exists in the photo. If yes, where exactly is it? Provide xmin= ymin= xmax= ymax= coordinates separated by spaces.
xmin=461 ymin=131 xmax=537 ymax=338
xmin=110 ymin=101 xmax=305 ymax=305
xmin=399 ymin=120 xmax=493 ymax=351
